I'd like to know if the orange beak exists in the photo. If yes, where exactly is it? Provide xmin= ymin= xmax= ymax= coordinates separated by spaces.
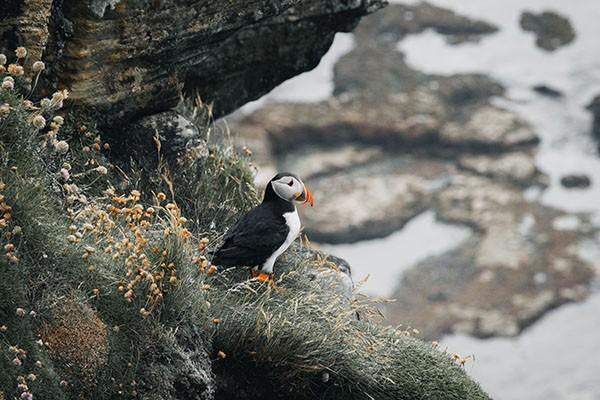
xmin=296 ymin=187 xmax=314 ymax=207
xmin=304 ymin=187 xmax=314 ymax=207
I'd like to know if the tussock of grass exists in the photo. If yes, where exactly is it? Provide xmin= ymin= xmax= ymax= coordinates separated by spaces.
xmin=207 ymin=246 xmax=489 ymax=400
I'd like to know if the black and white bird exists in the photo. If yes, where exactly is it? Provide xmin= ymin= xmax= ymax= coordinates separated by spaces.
xmin=211 ymin=173 xmax=314 ymax=282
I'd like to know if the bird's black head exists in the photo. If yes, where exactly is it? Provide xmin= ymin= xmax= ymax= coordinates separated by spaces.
xmin=263 ymin=172 xmax=314 ymax=206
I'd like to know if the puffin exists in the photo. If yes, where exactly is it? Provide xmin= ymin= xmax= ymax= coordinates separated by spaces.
xmin=211 ymin=173 xmax=314 ymax=283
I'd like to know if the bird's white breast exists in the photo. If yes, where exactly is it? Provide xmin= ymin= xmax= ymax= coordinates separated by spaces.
xmin=261 ymin=209 xmax=301 ymax=273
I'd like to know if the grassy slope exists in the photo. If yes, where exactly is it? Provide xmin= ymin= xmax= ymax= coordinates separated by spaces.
xmin=0 ymin=72 xmax=490 ymax=400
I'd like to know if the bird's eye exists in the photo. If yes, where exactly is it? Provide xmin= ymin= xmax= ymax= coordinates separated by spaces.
xmin=287 ymin=180 xmax=294 ymax=186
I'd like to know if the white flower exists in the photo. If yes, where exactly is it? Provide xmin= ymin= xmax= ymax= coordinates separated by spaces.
xmin=32 ymin=115 xmax=46 ymax=129
xmin=95 ymin=166 xmax=108 ymax=175
xmin=0 ymin=104 xmax=9 ymax=114
xmin=60 ymin=168 xmax=70 ymax=181
xmin=15 ymin=47 xmax=27 ymax=59
xmin=53 ymin=115 xmax=64 ymax=125
xmin=1 ymin=79 xmax=14 ymax=90
xmin=51 ymin=91 xmax=67 ymax=109
xmin=0 ymin=54 xmax=6 ymax=65
xmin=40 ymin=98 xmax=51 ymax=108
xmin=32 ymin=61 xmax=45 ymax=73
xmin=54 ymin=140 xmax=69 ymax=154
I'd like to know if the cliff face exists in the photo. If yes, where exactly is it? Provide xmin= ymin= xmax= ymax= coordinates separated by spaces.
xmin=1 ymin=0 xmax=384 ymax=125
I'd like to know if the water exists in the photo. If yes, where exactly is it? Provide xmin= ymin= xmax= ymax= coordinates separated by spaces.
xmin=394 ymin=1 xmax=600 ymax=398
xmin=239 ymin=33 xmax=355 ymax=114
xmin=444 ymin=290 xmax=600 ymax=400
xmin=320 ymin=211 xmax=472 ymax=296
xmin=397 ymin=0 xmax=600 ymax=213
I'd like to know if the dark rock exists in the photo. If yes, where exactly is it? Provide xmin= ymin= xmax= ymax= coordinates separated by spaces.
xmin=2 ymin=0 xmax=384 ymax=127
xmin=587 ymin=95 xmax=600 ymax=144
xmin=354 ymin=2 xmax=498 ymax=46
xmin=107 ymin=110 xmax=204 ymax=166
xmin=520 ymin=10 xmax=575 ymax=51
xmin=532 ymin=84 xmax=564 ymax=98
xmin=560 ymin=174 xmax=592 ymax=189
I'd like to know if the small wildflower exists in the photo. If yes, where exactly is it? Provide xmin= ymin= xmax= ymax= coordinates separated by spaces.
xmin=7 ymin=64 xmax=18 ymax=75
xmin=169 ymin=276 xmax=177 ymax=284
xmin=66 ymin=234 xmax=77 ymax=243
xmin=53 ymin=115 xmax=64 ymax=125
xmin=1 ymin=78 xmax=14 ymax=90
xmin=60 ymin=168 xmax=70 ymax=180
xmin=92 ymin=288 xmax=100 ymax=296
xmin=15 ymin=47 xmax=27 ymax=58
xmin=156 ymin=192 xmax=167 ymax=202
xmin=32 ymin=61 xmax=45 ymax=73
xmin=95 ymin=166 xmax=108 ymax=175
xmin=212 ymin=318 xmax=221 ymax=325
xmin=14 ymin=65 xmax=25 ymax=76
xmin=0 ymin=325 xmax=7 ymax=332
xmin=51 ymin=90 xmax=68 ymax=109
xmin=103 ymin=143 xmax=110 ymax=150
xmin=13 ymin=357 xmax=22 ymax=366
xmin=40 ymin=98 xmax=51 ymax=108
xmin=27 ymin=373 xmax=37 ymax=381
xmin=15 ymin=308 xmax=26 ymax=317
xmin=35 ymin=360 xmax=43 ymax=368
xmin=217 ymin=350 xmax=226 ymax=359
xmin=29 ymin=310 xmax=36 ymax=317
xmin=0 ymin=103 xmax=9 ymax=114
xmin=207 ymin=265 xmax=217 ymax=275
xmin=32 ymin=115 xmax=46 ymax=129
xmin=0 ymin=54 xmax=6 ymax=65
xmin=54 ymin=140 xmax=69 ymax=153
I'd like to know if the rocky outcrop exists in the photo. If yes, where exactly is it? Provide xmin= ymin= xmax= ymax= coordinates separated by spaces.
xmin=560 ymin=174 xmax=592 ymax=189
xmin=1 ymin=0 xmax=384 ymax=126
xmin=520 ymin=10 xmax=576 ymax=51
xmin=387 ymin=174 xmax=594 ymax=338
xmin=353 ymin=1 xmax=497 ymax=46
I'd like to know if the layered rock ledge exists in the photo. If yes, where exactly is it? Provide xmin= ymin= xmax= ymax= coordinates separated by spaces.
xmin=1 ymin=0 xmax=384 ymax=126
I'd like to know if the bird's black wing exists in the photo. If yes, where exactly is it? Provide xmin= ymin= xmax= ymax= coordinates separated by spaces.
xmin=211 ymin=205 xmax=289 ymax=267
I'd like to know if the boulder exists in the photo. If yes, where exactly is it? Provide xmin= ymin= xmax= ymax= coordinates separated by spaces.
xmin=560 ymin=174 xmax=592 ymax=189
xmin=354 ymin=2 xmax=498 ymax=46
xmin=587 ymin=94 xmax=600 ymax=146
xmin=520 ymin=10 xmax=576 ymax=51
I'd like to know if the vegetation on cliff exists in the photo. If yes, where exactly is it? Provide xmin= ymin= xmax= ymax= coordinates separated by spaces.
xmin=0 ymin=49 xmax=489 ymax=400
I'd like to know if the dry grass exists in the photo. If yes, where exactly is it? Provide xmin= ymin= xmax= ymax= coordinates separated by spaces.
xmin=39 ymin=300 xmax=109 ymax=391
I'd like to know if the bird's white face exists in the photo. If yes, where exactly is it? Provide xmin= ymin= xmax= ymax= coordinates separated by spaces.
xmin=271 ymin=175 xmax=314 ymax=206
